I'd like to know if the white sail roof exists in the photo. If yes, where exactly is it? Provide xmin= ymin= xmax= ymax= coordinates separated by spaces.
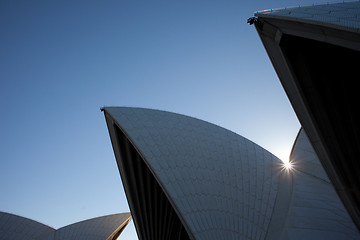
xmin=104 ymin=107 xmax=360 ymax=239
xmin=0 ymin=212 xmax=131 ymax=240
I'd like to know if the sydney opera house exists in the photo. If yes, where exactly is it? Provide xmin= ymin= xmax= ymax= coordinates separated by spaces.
xmin=102 ymin=107 xmax=360 ymax=239
xmin=2 ymin=1 xmax=359 ymax=240
xmin=0 ymin=212 xmax=131 ymax=240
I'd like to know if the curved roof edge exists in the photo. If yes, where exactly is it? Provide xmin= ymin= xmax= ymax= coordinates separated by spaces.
xmin=103 ymin=107 xmax=287 ymax=240
xmin=0 ymin=211 xmax=55 ymax=230
xmin=101 ymin=106 xmax=274 ymax=152
xmin=56 ymin=212 xmax=132 ymax=240
xmin=56 ymin=212 xmax=131 ymax=230
xmin=290 ymin=128 xmax=331 ymax=182
xmin=0 ymin=211 xmax=55 ymax=240
xmin=0 ymin=211 xmax=131 ymax=240
xmin=106 ymin=214 xmax=132 ymax=240
xmin=102 ymin=107 xmax=196 ymax=240
xmin=254 ymin=1 xmax=360 ymax=34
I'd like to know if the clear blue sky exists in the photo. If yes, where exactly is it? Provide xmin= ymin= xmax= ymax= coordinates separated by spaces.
xmin=0 ymin=0 xmax=317 ymax=239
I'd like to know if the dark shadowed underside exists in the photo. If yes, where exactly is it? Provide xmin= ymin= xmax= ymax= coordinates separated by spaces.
xmin=105 ymin=114 xmax=190 ymax=240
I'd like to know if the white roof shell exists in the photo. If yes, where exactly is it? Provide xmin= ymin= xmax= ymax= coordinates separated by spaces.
xmin=0 ymin=211 xmax=54 ymax=240
xmin=0 ymin=212 xmax=131 ymax=240
xmin=104 ymin=107 xmax=283 ymax=240
xmin=283 ymin=129 xmax=359 ymax=239
xmin=104 ymin=107 xmax=359 ymax=239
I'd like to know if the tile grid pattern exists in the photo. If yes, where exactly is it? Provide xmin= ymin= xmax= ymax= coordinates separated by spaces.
xmin=0 ymin=211 xmax=54 ymax=240
xmin=283 ymin=129 xmax=360 ymax=239
xmin=106 ymin=107 xmax=282 ymax=240
xmin=53 ymin=213 xmax=131 ymax=240
xmin=255 ymin=1 xmax=360 ymax=31
xmin=0 ymin=212 xmax=131 ymax=240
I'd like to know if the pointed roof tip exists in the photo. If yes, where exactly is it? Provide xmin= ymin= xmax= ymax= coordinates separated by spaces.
xmin=119 ymin=211 xmax=132 ymax=218
xmin=100 ymin=106 xmax=119 ymax=112
xmin=101 ymin=106 xmax=127 ymax=113
xmin=100 ymin=106 xmax=118 ymax=112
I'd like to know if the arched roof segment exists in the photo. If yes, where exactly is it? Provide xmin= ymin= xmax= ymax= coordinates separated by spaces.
xmin=45 ymin=213 xmax=132 ymax=240
xmin=103 ymin=107 xmax=286 ymax=240
xmin=0 ymin=212 xmax=131 ymax=240
xmin=0 ymin=211 xmax=55 ymax=240
xmin=282 ymin=128 xmax=360 ymax=239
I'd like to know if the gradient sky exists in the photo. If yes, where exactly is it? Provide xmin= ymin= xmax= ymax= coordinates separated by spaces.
xmin=0 ymin=0 xmax=318 ymax=239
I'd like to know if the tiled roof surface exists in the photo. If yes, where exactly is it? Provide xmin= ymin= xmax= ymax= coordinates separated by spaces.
xmin=0 ymin=212 xmax=131 ymax=240
xmin=48 ymin=213 xmax=131 ymax=240
xmin=255 ymin=1 xmax=360 ymax=31
xmin=105 ymin=107 xmax=285 ymax=240
xmin=0 ymin=211 xmax=55 ymax=240
xmin=286 ymin=129 xmax=359 ymax=239
xmin=106 ymin=107 xmax=360 ymax=239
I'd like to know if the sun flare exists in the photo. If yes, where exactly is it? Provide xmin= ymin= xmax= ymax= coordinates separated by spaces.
xmin=281 ymin=159 xmax=294 ymax=172
xmin=284 ymin=161 xmax=292 ymax=170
